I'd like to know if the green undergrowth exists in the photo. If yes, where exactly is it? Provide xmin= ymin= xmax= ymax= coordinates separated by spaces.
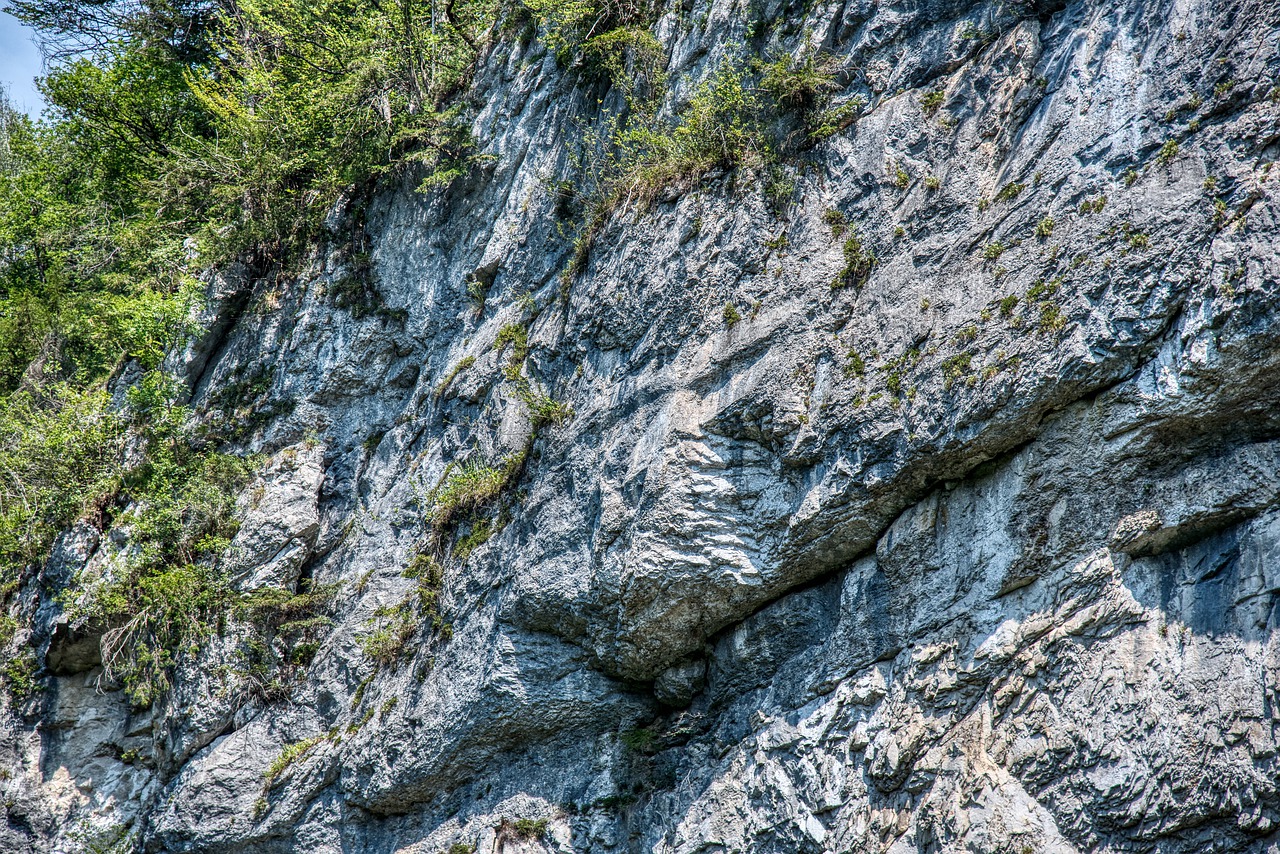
xmin=0 ymin=364 xmax=342 ymax=707
xmin=0 ymin=0 xmax=526 ymax=706
xmin=235 ymin=580 xmax=342 ymax=700
xmin=523 ymin=0 xmax=664 ymax=87
xmin=565 ymin=45 xmax=860 ymax=282
xmin=264 ymin=733 xmax=328 ymax=788
xmin=355 ymin=550 xmax=451 ymax=667
xmin=430 ymin=451 xmax=529 ymax=543
xmin=831 ymin=230 xmax=876 ymax=290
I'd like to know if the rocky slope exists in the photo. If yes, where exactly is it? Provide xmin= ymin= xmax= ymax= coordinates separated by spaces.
xmin=5 ymin=0 xmax=1280 ymax=851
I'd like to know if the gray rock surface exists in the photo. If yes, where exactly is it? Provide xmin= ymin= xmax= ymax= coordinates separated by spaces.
xmin=4 ymin=0 xmax=1280 ymax=851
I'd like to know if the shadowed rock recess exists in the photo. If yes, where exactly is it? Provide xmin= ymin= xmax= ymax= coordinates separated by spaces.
xmin=5 ymin=0 xmax=1280 ymax=851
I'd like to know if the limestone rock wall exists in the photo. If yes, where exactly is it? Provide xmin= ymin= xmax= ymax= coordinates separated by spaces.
xmin=4 ymin=0 xmax=1280 ymax=851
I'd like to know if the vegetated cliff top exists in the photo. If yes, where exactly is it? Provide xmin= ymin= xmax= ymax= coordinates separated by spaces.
xmin=1 ymin=0 xmax=1280 ymax=851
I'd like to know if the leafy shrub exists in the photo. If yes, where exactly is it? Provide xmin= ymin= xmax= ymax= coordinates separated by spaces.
xmin=523 ymin=0 xmax=659 ymax=66
xmin=2 ymin=648 xmax=41 ymax=700
xmin=760 ymin=51 xmax=839 ymax=111
xmin=580 ymin=27 xmax=666 ymax=104
xmin=238 ymin=580 xmax=340 ymax=684
xmin=176 ymin=0 xmax=496 ymax=259
xmin=63 ymin=372 xmax=256 ymax=707
xmin=0 ymin=385 xmax=124 ymax=586
xmin=758 ymin=50 xmax=859 ymax=143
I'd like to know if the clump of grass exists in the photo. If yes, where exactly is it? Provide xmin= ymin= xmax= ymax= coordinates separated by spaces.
xmin=1156 ymin=139 xmax=1179 ymax=167
xmin=453 ymin=519 xmax=493 ymax=563
xmin=844 ymin=349 xmax=866 ymax=378
xmin=512 ymin=819 xmax=548 ymax=840
xmin=434 ymin=355 xmax=476 ymax=399
xmin=822 ymin=208 xmax=848 ymax=238
xmin=1035 ymin=216 xmax=1054 ymax=238
xmin=722 ymin=302 xmax=742 ymax=326
xmin=942 ymin=352 xmax=973 ymax=389
xmin=523 ymin=386 xmax=574 ymax=428
xmin=264 ymin=736 xmax=326 ymax=788
xmin=995 ymin=181 xmax=1025 ymax=202
xmin=1078 ymin=195 xmax=1106 ymax=215
xmin=1026 ymin=276 xmax=1061 ymax=300
xmin=431 ymin=452 xmax=527 ymax=535
xmin=983 ymin=242 xmax=1006 ymax=262
xmin=831 ymin=231 xmax=875 ymax=290
xmin=921 ymin=89 xmax=945 ymax=115
xmin=356 ymin=600 xmax=420 ymax=665
xmin=1037 ymin=302 xmax=1067 ymax=333
xmin=493 ymin=324 xmax=529 ymax=379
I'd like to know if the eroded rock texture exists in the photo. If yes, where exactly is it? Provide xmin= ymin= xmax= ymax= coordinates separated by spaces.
xmin=4 ymin=0 xmax=1280 ymax=851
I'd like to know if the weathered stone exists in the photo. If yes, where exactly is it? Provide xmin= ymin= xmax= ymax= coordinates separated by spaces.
xmin=5 ymin=0 xmax=1280 ymax=851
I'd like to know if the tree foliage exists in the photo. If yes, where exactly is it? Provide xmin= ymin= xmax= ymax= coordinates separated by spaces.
xmin=0 ymin=0 xmax=509 ymax=704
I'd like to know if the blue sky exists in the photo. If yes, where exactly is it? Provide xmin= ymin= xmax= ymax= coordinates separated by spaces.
xmin=0 ymin=11 xmax=44 ymax=115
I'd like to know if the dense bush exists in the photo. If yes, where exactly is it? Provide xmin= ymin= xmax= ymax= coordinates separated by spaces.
xmin=0 ymin=385 xmax=123 ymax=587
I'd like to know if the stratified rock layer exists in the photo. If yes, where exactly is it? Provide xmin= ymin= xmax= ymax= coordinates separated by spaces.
xmin=3 ymin=0 xmax=1280 ymax=851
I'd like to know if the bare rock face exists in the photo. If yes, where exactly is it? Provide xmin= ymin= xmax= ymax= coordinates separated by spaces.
xmin=5 ymin=0 xmax=1280 ymax=851
xmin=227 ymin=443 xmax=325 ymax=592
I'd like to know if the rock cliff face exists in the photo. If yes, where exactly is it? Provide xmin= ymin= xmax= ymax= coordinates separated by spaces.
xmin=5 ymin=0 xmax=1280 ymax=851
